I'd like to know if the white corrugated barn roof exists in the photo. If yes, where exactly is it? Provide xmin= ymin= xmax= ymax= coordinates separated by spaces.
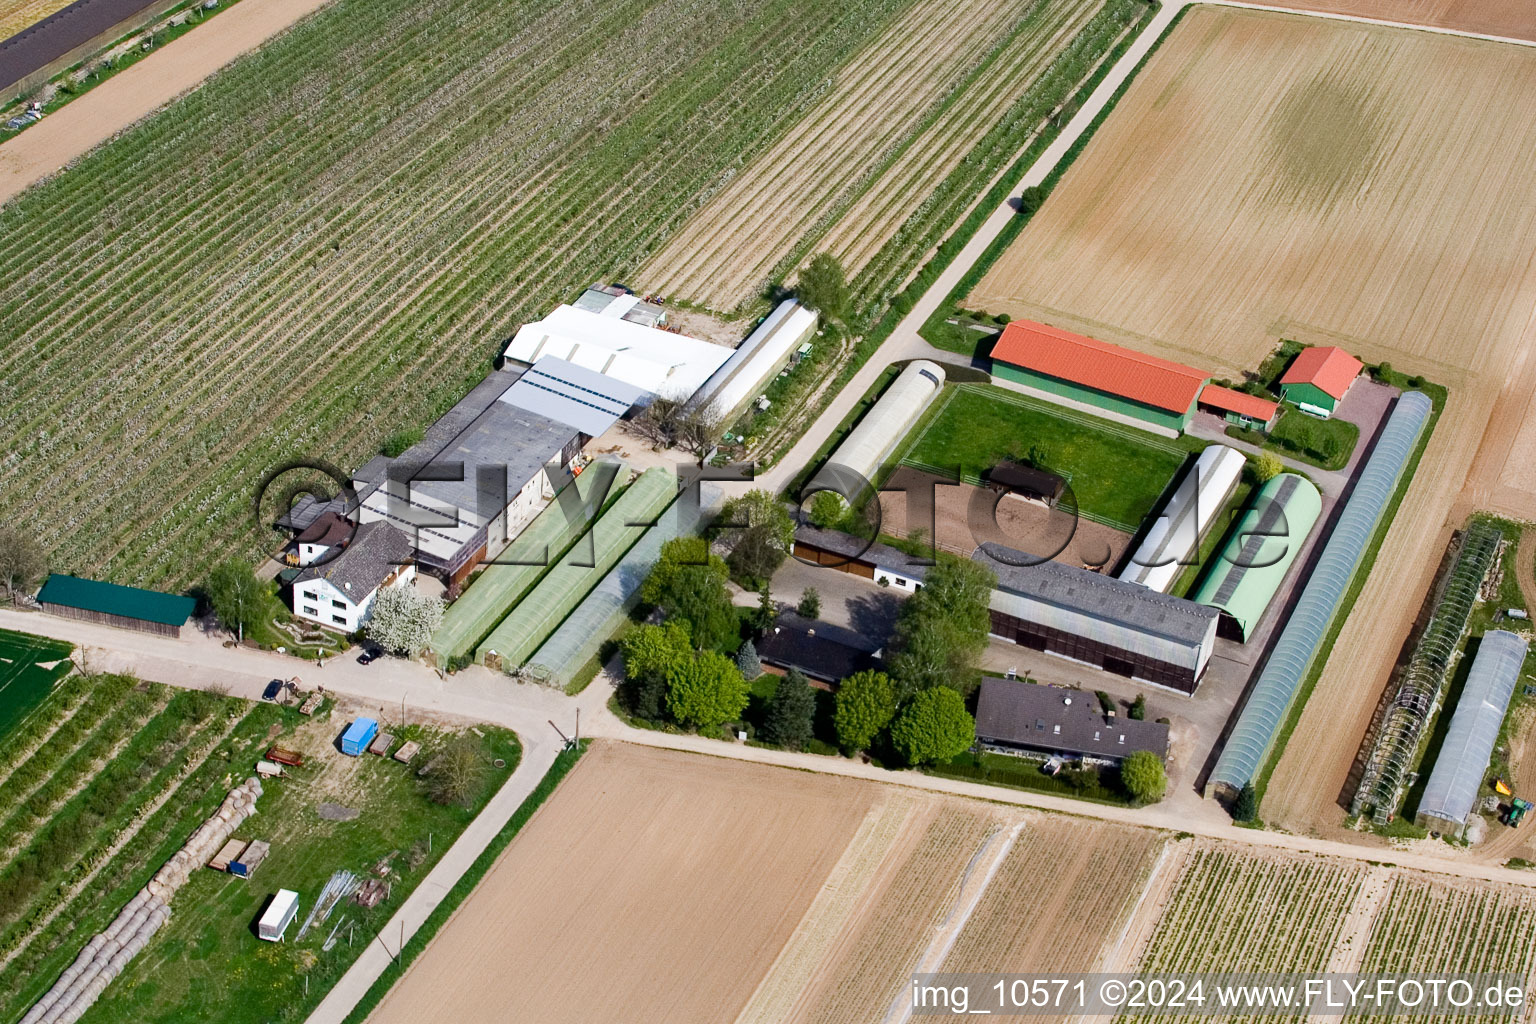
xmin=503 ymin=304 xmax=730 ymax=399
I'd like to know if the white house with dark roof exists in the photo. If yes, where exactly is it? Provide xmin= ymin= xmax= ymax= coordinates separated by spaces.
xmin=294 ymin=510 xmax=354 ymax=567
xmin=291 ymin=521 xmax=415 ymax=632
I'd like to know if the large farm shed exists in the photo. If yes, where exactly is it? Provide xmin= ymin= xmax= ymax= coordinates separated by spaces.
xmin=807 ymin=359 xmax=946 ymax=503
xmin=499 ymin=356 xmax=648 ymax=439
xmin=1415 ymin=630 xmax=1530 ymax=835
xmin=1193 ymin=473 xmax=1322 ymax=641
xmin=1117 ymin=445 xmax=1245 ymax=594
xmin=503 ymin=303 xmax=730 ymax=400
xmin=1278 ymin=346 xmax=1362 ymax=419
xmin=976 ymin=679 xmax=1169 ymax=763
xmin=689 ymin=300 xmax=818 ymax=421
xmin=977 ymin=545 xmax=1219 ymax=694
xmin=989 ymin=320 xmax=1207 ymax=436
xmin=1207 ymin=392 xmax=1433 ymax=797
xmin=0 ymin=0 xmax=177 ymax=100
xmin=36 ymin=574 xmax=194 ymax=637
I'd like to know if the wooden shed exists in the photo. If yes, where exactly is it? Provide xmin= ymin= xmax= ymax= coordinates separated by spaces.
xmin=36 ymin=574 xmax=195 ymax=638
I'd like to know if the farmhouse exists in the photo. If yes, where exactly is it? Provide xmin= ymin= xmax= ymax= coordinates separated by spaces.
xmin=689 ymin=299 xmax=818 ymax=422
xmin=757 ymin=619 xmax=878 ymax=685
xmin=1278 ymin=346 xmax=1362 ymax=419
xmin=1198 ymin=384 xmax=1280 ymax=432
xmin=1117 ymin=445 xmax=1245 ymax=594
xmin=291 ymin=520 xmax=415 ymax=632
xmin=35 ymin=574 xmax=195 ymax=638
xmin=975 ymin=679 xmax=1169 ymax=764
xmin=807 ymin=359 xmax=946 ymax=503
xmin=1415 ymin=631 xmax=1530 ymax=835
xmin=989 ymin=320 xmax=1208 ymax=436
xmin=503 ymin=300 xmax=731 ymax=400
xmin=1193 ymin=473 xmax=1322 ymax=640
xmin=293 ymin=511 xmax=353 ymax=567
xmin=977 ymin=546 xmax=1219 ymax=694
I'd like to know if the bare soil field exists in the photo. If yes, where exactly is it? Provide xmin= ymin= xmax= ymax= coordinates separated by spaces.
xmin=967 ymin=6 xmax=1536 ymax=837
xmin=878 ymin=470 xmax=1134 ymax=568
xmin=636 ymin=0 xmax=1107 ymax=312
xmin=1253 ymin=0 xmax=1536 ymax=42
xmin=0 ymin=0 xmax=331 ymax=204
xmin=366 ymin=742 xmax=876 ymax=1024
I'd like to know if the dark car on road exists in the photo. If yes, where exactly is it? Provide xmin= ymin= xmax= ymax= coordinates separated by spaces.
xmin=357 ymin=647 xmax=383 ymax=665
xmin=262 ymin=679 xmax=285 ymax=702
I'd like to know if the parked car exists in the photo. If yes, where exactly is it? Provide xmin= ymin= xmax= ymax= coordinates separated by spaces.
xmin=261 ymin=679 xmax=285 ymax=702
xmin=357 ymin=646 xmax=382 ymax=665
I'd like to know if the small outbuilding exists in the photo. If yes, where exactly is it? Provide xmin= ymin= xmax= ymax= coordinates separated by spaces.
xmin=1278 ymin=346 xmax=1362 ymax=418
xmin=340 ymin=718 xmax=379 ymax=757
xmin=757 ymin=619 xmax=878 ymax=685
xmin=984 ymin=462 xmax=1065 ymax=507
xmin=36 ymin=574 xmax=195 ymax=638
xmin=258 ymin=889 xmax=300 ymax=942
xmin=1198 ymin=383 xmax=1281 ymax=432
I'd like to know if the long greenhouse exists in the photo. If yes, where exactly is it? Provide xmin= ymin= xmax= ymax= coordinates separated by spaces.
xmin=1207 ymin=391 xmax=1433 ymax=797
xmin=808 ymin=359 xmax=945 ymax=503
xmin=1415 ymin=630 xmax=1530 ymax=835
xmin=1119 ymin=444 xmax=1246 ymax=594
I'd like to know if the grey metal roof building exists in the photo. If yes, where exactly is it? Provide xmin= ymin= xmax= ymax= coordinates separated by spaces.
xmin=409 ymin=402 xmax=576 ymax=517
xmin=1416 ymin=630 xmax=1530 ymax=834
xmin=976 ymin=679 xmax=1169 ymax=763
xmin=977 ymin=544 xmax=1219 ymax=694
xmin=499 ymin=356 xmax=648 ymax=439
xmin=1208 ymin=391 xmax=1433 ymax=796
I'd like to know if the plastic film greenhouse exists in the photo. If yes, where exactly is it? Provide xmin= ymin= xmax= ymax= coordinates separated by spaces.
xmin=1207 ymin=391 xmax=1433 ymax=796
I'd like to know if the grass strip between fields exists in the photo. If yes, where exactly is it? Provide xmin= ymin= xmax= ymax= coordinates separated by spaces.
xmin=338 ymin=741 xmax=587 ymax=1024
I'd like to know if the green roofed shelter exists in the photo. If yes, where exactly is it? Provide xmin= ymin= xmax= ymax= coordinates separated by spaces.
xmin=37 ymin=574 xmax=196 ymax=637
xmin=1192 ymin=474 xmax=1322 ymax=641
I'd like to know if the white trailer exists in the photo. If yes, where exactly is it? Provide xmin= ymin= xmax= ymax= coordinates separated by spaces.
xmin=258 ymin=889 xmax=300 ymax=942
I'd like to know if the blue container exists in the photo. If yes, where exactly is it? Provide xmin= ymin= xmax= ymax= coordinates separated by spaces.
xmin=340 ymin=717 xmax=379 ymax=757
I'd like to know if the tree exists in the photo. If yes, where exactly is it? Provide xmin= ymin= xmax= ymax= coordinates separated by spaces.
xmin=807 ymin=490 xmax=846 ymax=529
xmin=666 ymin=650 xmax=749 ymax=730
xmin=425 ymin=736 xmax=486 ymax=806
xmin=0 ymin=527 xmax=46 ymax=602
xmin=1129 ymin=693 xmax=1146 ymax=721
xmin=763 ymin=669 xmax=815 ymax=750
xmin=1252 ymin=451 xmax=1285 ymax=483
xmin=755 ymin=583 xmax=776 ymax=631
xmin=890 ymin=687 xmax=975 ymax=766
xmin=834 ymin=669 xmax=896 ymax=753
xmin=621 ymin=621 xmax=692 ymax=720
xmin=1233 ymin=781 xmax=1258 ymax=823
xmin=365 ymin=585 xmax=444 ymax=655
xmin=718 ymin=489 xmax=795 ymax=584
xmin=1120 ymin=750 xmax=1168 ymax=804
xmin=736 ymin=638 xmax=762 ymax=679
xmin=205 ymin=559 xmax=264 ymax=643
xmin=796 ymin=587 xmax=821 ymax=619
xmin=641 ymin=537 xmax=737 ymax=651
xmin=886 ymin=555 xmax=995 ymax=697
xmin=796 ymin=252 xmax=849 ymax=323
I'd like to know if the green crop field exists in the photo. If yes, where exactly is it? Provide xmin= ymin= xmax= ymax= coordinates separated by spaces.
xmin=0 ymin=677 xmax=516 ymax=1024
xmin=0 ymin=0 xmax=991 ymax=590
xmin=0 ymin=628 xmax=73 ymax=742
xmin=900 ymin=383 xmax=1189 ymax=530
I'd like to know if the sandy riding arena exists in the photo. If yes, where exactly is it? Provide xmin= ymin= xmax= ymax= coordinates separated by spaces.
xmin=968 ymin=5 xmax=1536 ymax=836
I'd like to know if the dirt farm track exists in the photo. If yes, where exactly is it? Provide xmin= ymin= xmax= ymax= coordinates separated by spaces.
xmin=1257 ymin=0 xmax=1536 ymax=41
xmin=969 ymin=5 xmax=1536 ymax=837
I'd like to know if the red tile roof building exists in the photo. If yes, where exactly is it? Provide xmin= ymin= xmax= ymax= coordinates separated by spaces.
xmin=1278 ymin=346 xmax=1362 ymax=416
xmin=1198 ymin=384 xmax=1281 ymax=429
xmin=989 ymin=320 xmax=1208 ymax=434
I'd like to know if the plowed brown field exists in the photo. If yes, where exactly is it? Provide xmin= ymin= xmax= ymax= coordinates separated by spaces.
xmin=366 ymin=742 xmax=875 ymax=1024
xmin=967 ymin=6 xmax=1536 ymax=837
xmin=1254 ymin=0 xmax=1536 ymax=42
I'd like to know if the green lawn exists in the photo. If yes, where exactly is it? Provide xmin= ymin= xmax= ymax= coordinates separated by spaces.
xmin=0 ymin=627 xmax=73 ymax=742
xmin=901 ymin=384 xmax=1190 ymax=531
xmin=73 ymin=707 xmax=518 ymax=1024
xmin=1227 ymin=405 xmax=1359 ymax=472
